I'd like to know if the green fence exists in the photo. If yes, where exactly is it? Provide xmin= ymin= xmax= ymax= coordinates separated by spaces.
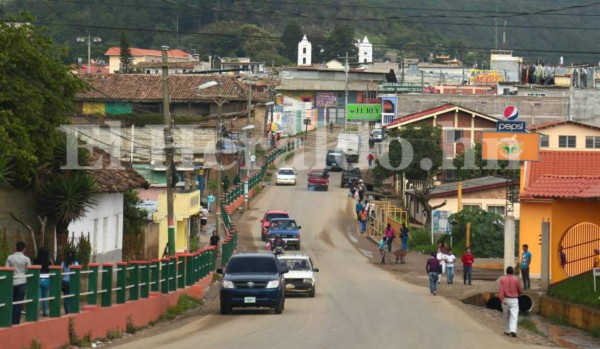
xmin=0 ymin=248 xmax=217 ymax=327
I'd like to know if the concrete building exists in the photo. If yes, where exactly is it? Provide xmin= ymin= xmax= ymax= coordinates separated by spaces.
xmin=490 ymin=50 xmax=523 ymax=82
xmin=528 ymin=120 xmax=600 ymax=151
xmin=297 ymin=35 xmax=312 ymax=66
xmin=356 ymin=36 xmax=373 ymax=64
xmin=104 ymin=47 xmax=193 ymax=74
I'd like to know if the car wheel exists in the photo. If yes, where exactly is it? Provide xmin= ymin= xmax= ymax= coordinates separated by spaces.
xmin=220 ymin=301 xmax=232 ymax=315
xmin=274 ymin=298 xmax=284 ymax=314
xmin=309 ymin=285 xmax=315 ymax=298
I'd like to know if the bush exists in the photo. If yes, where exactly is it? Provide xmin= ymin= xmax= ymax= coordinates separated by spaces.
xmin=449 ymin=207 xmax=504 ymax=258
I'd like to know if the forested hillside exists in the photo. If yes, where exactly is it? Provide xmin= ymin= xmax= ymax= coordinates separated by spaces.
xmin=3 ymin=0 xmax=598 ymax=66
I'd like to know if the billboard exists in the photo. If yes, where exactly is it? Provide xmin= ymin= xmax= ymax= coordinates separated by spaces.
xmin=347 ymin=104 xmax=381 ymax=121
xmin=381 ymin=95 xmax=398 ymax=124
xmin=469 ymin=69 xmax=504 ymax=84
xmin=481 ymin=132 xmax=540 ymax=161
xmin=431 ymin=210 xmax=452 ymax=243
xmin=316 ymin=92 xmax=338 ymax=108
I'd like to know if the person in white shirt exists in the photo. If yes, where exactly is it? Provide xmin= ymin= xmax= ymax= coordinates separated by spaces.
xmin=200 ymin=205 xmax=209 ymax=233
xmin=249 ymin=154 xmax=256 ymax=171
xmin=6 ymin=241 xmax=31 ymax=324
xmin=436 ymin=247 xmax=446 ymax=284
xmin=445 ymin=248 xmax=457 ymax=284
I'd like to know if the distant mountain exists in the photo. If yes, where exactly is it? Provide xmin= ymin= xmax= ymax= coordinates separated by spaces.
xmin=4 ymin=0 xmax=598 ymax=65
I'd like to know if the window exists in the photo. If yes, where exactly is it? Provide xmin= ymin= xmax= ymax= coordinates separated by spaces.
xmin=303 ymin=47 xmax=306 ymax=54
xmin=487 ymin=205 xmax=505 ymax=216
xmin=540 ymin=135 xmax=549 ymax=147
xmin=445 ymin=129 xmax=463 ymax=143
xmin=463 ymin=204 xmax=481 ymax=211
xmin=365 ymin=91 xmax=377 ymax=99
xmin=302 ymin=57 xmax=306 ymax=64
xmin=114 ymin=214 xmax=120 ymax=248
xmin=103 ymin=217 xmax=109 ymax=252
xmin=586 ymin=136 xmax=600 ymax=149
xmin=558 ymin=135 xmax=576 ymax=148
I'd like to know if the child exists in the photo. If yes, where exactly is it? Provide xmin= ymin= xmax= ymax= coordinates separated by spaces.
xmin=265 ymin=241 xmax=272 ymax=251
xmin=379 ymin=237 xmax=387 ymax=264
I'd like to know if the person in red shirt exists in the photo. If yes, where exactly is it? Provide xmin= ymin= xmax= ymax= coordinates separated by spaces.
xmin=499 ymin=266 xmax=522 ymax=337
xmin=461 ymin=247 xmax=475 ymax=285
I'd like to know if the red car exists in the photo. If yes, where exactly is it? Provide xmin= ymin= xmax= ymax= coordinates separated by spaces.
xmin=307 ymin=169 xmax=330 ymax=191
xmin=260 ymin=210 xmax=290 ymax=241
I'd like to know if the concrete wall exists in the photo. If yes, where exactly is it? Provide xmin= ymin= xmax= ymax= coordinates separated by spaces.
xmin=570 ymin=89 xmax=600 ymax=126
xmin=539 ymin=296 xmax=600 ymax=334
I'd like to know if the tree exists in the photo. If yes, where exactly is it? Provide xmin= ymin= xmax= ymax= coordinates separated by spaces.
xmin=324 ymin=24 xmax=357 ymax=61
xmin=453 ymin=143 xmax=516 ymax=180
xmin=449 ymin=207 xmax=504 ymax=258
xmin=123 ymin=189 xmax=148 ymax=235
xmin=119 ymin=31 xmax=133 ymax=73
xmin=373 ymin=126 xmax=446 ymax=226
xmin=281 ymin=21 xmax=303 ymax=62
xmin=0 ymin=14 xmax=85 ymax=185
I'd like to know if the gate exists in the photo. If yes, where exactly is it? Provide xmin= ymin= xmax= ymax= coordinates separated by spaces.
xmin=560 ymin=222 xmax=600 ymax=277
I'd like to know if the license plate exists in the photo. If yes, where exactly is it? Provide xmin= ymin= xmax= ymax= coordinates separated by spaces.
xmin=286 ymin=284 xmax=295 ymax=289
xmin=244 ymin=297 xmax=256 ymax=303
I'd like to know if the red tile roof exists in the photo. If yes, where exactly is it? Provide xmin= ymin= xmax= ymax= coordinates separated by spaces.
xmin=523 ymin=175 xmax=600 ymax=199
xmin=523 ymin=151 xmax=600 ymax=199
xmin=383 ymin=104 xmax=499 ymax=128
xmin=528 ymin=120 xmax=600 ymax=132
xmin=105 ymin=47 xmax=191 ymax=58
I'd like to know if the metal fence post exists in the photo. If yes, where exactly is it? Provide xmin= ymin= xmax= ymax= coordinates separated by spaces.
xmin=129 ymin=262 xmax=140 ymax=301
xmin=25 ymin=265 xmax=41 ymax=322
xmin=101 ymin=264 xmax=113 ymax=307
xmin=87 ymin=263 xmax=99 ymax=305
xmin=0 ymin=267 xmax=14 ymax=327
xmin=150 ymin=259 xmax=160 ymax=293
xmin=177 ymin=255 xmax=185 ymax=289
xmin=49 ymin=266 xmax=62 ymax=317
xmin=160 ymin=259 xmax=169 ymax=294
xmin=69 ymin=265 xmax=82 ymax=314
xmin=140 ymin=262 xmax=150 ymax=299
xmin=116 ymin=262 xmax=127 ymax=304
xmin=169 ymin=257 xmax=177 ymax=291
xmin=185 ymin=254 xmax=193 ymax=286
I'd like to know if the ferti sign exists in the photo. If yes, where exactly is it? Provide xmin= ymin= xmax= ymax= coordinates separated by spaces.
xmin=481 ymin=132 xmax=540 ymax=161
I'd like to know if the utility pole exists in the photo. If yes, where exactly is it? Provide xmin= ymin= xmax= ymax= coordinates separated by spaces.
xmin=247 ymin=78 xmax=252 ymax=126
xmin=215 ymin=97 xmax=227 ymax=239
xmin=401 ymin=50 xmax=405 ymax=84
xmin=162 ymin=46 xmax=175 ymax=257
xmin=76 ymin=35 xmax=102 ymax=74
xmin=344 ymin=52 xmax=349 ymax=131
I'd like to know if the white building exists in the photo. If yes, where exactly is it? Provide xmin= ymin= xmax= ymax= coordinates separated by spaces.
xmin=356 ymin=36 xmax=373 ymax=64
xmin=68 ymin=151 xmax=148 ymax=263
xmin=298 ymin=35 xmax=312 ymax=66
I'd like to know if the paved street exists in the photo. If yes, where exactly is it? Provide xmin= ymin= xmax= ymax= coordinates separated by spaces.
xmin=110 ymin=135 xmax=554 ymax=349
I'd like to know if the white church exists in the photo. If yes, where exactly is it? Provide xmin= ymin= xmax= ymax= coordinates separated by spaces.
xmin=297 ymin=35 xmax=373 ymax=66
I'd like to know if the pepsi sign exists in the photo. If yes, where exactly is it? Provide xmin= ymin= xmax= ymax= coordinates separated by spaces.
xmin=504 ymin=106 xmax=519 ymax=121
xmin=496 ymin=121 xmax=526 ymax=132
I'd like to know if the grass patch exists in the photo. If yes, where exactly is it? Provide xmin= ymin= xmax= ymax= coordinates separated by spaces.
xmin=548 ymin=314 xmax=570 ymax=326
xmin=159 ymin=294 xmax=204 ymax=321
xmin=519 ymin=318 xmax=544 ymax=336
xmin=106 ymin=328 xmax=122 ymax=340
xmin=547 ymin=271 xmax=600 ymax=309
xmin=68 ymin=318 xmax=92 ymax=347
xmin=126 ymin=316 xmax=145 ymax=334
xmin=28 ymin=339 xmax=42 ymax=349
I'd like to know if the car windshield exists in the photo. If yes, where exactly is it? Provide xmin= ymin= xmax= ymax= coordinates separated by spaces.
xmin=266 ymin=213 xmax=288 ymax=222
xmin=278 ymin=169 xmax=294 ymax=175
xmin=226 ymin=257 xmax=278 ymax=274
xmin=270 ymin=220 xmax=297 ymax=230
xmin=279 ymin=259 xmax=311 ymax=271
xmin=309 ymin=172 xmax=326 ymax=178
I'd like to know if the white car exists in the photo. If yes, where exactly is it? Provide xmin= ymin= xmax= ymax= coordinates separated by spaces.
xmin=277 ymin=255 xmax=319 ymax=297
xmin=276 ymin=167 xmax=297 ymax=185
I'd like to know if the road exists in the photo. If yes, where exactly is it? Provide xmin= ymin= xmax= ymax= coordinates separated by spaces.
xmin=112 ymin=133 xmax=553 ymax=349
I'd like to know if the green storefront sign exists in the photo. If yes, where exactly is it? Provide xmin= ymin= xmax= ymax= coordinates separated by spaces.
xmin=347 ymin=104 xmax=381 ymax=121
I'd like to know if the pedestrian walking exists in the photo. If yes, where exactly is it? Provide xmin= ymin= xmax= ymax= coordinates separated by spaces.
xmin=233 ymin=174 xmax=240 ymax=186
xmin=250 ymin=153 xmax=256 ymax=171
xmin=33 ymin=246 xmax=53 ymax=317
xmin=367 ymin=153 xmax=374 ymax=168
xmin=329 ymin=120 xmax=334 ymax=133
xmin=357 ymin=179 xmax=365 ymax=202
xmin=222 ymin=175 xmax=230 ymax=192
xmin=426 ymin=252 xmax=441 ymax=296
xmin=384 ymin=223 xmax=395 ymax=253
xmin=207 ymin=193 xmax=215 ymax=212
xmin=355 ymin=200 xmax=363 ymax=221
xmin=520 ymin=244 xmax=532 ymax=290
xmin=436 ymin=246 xmax=446 ymax=284
xmin=210 ymin=231 xmax=220 ymax=255
xmin=445 ymin=248 xmax=456 ymax=284
xmin=462 ymin=247 xmax=474 ymax=285
xmin=358 ymin=207 xmax=368 ymax=234
xmin=5 ymin=241 xmax=31 ymax=325
xmin=61 ymin=251 xmax=79 ymax=314
xmin=400 ymin=223 xmax=411 ymax=251
xmin=378 ymin=236 xmax=387 ymax=264
xmin=499 ymin=266 xmax=522 ymax=337
xmin=200 ymin=205 xmax=209 ymax=233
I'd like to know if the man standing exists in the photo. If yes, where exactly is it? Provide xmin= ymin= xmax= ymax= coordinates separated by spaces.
xmin=5 ymin=241 xmax=31 ymax=325
xmin=400 ymin=223 xmax=411 ymax=251
xmin=436 ymin=246 xmax=446 ymax=284
xmin=357 ymin=179 xmax=365 ymax=202
xmin=384 ymin=223 xmax=395 ymax=253
xmin=207 ymin=193 xmax=215 ymax=212
xmin=499 ymin=266 xmax=522 ymax=337
xmin=200 ymin=205 xmax=209 ymax=233
xmin=367 ymin=153 xmax=374 ymax=168
xmin=249 ymin=153 xmax=256 ymax=172
xmin=462 ymin=247 xmax=474 ymax=285
xmin=426 ymin=252 xmax=441 ymax=296
xmin=329 ymin=120 xmax=334 ymax=133
xmin=521 ymin=244 xmax=532 ymax=290
xmin=222 ymin=175 xmax=230 ymax=193
xmin=445 ymin=248 xmax=456 ymax=284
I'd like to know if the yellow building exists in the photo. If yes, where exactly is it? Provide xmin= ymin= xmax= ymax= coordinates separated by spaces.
xmin=152 ymin=190 xmax=201 ymax=255
xmin=529 ymin=120 xmax=600 ymax=151
xmin=520 ymin=151 xmax=600 ymax=284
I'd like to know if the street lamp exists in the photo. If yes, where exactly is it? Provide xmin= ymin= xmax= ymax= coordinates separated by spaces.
xmin=76 ymin=35 xmax=102 ymax=74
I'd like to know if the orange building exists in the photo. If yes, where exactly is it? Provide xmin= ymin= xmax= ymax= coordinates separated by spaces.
xmin=520 ymin=151 xmax=600 ymax=284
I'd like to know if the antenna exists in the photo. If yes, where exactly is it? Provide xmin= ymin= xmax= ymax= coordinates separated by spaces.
xmin=494 ymin=17 xmax=498 ymax=50
xmin=502 ymin=20 xmax=507 ymax=49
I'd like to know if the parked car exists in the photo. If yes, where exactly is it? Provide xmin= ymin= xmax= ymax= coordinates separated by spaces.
xmin=341 ymin=166 xmax=362 ymax=188
xmin=217 ymin=253 xmax=288 ymax=314
xmin=326 ymin=149 xmax=348 ymax=171
xmin=307 ymin=169 xmax=330 ymax=191
xmin=276 ymin=167 xmax=297 ymax=185
xmin=278 ymin=254 xmax=319 ymax=297
xmin=267 ymin=218 xmax=302 ymax=250
xmin=260 ymin=210 xmax=290 ymax=241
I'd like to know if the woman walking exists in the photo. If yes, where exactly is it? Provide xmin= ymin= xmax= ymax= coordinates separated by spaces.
xmin=33 ymin=247 xmax=53 ymax=316
xmin=61 ymin=251 xmax=79 ymax=314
